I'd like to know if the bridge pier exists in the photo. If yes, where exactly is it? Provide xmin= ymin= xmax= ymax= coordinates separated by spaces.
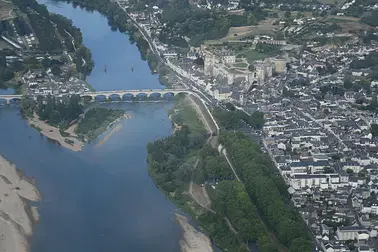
xmin=0 ymin=97 xmax=15 ymax=105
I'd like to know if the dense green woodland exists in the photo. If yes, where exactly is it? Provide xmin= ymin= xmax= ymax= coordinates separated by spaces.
xmin=76 ymin=107 xmax=125 ymax=140
xmin=213 ymin=181 xmax=278 ymax=252
xmin=147 ymin=125 xmax=208 ymax=192
xmin=21 ymin=95 xmax=83 ymax=128
xmin=147 ymin=125 xmax=278 ymax=251
xmin=213 ymin=106 xmax=265 ymax=130
xmin=49 ymin=13 xmax=83 ymax=52
xmin=194 ymin=145 xmax=233 ymax=183
xmin=219 ymin=132 xmax=313 ymax=251
xmin=75 ymin=46 xmax=95 ymax=76
xmin=0 ymin=52 xmax=15 ymax=85
xmin=147 ymin=97 xmax=280 ymax=251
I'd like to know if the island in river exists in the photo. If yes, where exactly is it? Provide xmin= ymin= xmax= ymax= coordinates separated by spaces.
xmin=20 ymin=95 xmax=127 ymax=151
xmin=0 ymin=155 xmax=40 ymax=252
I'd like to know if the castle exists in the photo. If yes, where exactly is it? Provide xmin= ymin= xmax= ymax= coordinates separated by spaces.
xmin=202 ymin=47 xmax=287 ymax=86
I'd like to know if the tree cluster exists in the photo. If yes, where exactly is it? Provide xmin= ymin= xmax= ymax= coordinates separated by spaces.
xmin=350 ymin=52 xmax=378 ymax=70
xmin=362 ymin=10 xmax=378 ymax=27
xmin=13 ymin=17 xmax=32 ymax=36
xmin=0 ymin=52 xmax=14 ymax=84
xmin=371 ymin=124 xmax=378 ymax=137
xmin=28 ymin=13 xmax=62 ymax=52
xmin=213 ymin=107 xmax=265 ymax=130
xmin=147 ymin=126 xmax=207 ymax=192
xmin=21 ymin=95 xmax=83 ymax=128
xmin=75 ymin=46 xmax=94 ymax=75
xmin=49 ymin=13 xmax=83 ymax=52
xmin=76 ymin=107 xmax=124 ymax=140
xmin=160 ymin=0 xmax=230 ymax=46
xmin=213 ymin=180 xmax=278 ymax=252
xmin=193 ymin=144 xmax=233 ymax=183
xmin=219 ymin=132 xmax=313 ymax=251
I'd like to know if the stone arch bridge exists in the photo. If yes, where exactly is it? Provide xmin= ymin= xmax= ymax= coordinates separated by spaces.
xmin=0 ymin=89 xmax=191 ymax=104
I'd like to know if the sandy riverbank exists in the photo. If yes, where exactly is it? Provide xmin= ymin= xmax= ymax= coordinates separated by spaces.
xmin=28 ymin=114 xmax=84 ymax=152
xmin=175 ymin=213 xmax=213 ymax=252
xmin=0 ymin=155 xmax=41 ymax=252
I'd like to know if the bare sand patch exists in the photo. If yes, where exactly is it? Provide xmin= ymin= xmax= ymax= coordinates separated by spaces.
xmin=28 ymin=114 xmax=83 ymax=152
xmin=0 ymin=155 xmax=40 ymax=252
xmin=175 ymin=213 xmax=213 ymax=252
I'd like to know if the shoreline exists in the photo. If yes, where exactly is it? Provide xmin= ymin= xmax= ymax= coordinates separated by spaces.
xmin=0 ymin=155 xmax=41 ymax=252
xmin=175 ymin=213 xmax=213 ymax=252
xmin=27 ymin=114 xmax=84 ymax=152
xmin=83 ymin=113 xmax=127 ymax=142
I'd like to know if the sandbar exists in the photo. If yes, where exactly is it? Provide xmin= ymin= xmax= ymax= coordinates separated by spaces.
xmin=28 ymin=114 xmax=83 ymax=152
xmin=175 ymin=213 xmax=213 ymax=252
xmin=0 ymin=155 xmax=41 ymax=252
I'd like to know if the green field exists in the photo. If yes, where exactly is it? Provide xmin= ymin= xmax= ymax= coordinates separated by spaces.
xmin=234 ymin=62 xmax=248 ymax=68
xmin=327 ymin=18 xmax=356 ymax=23
xmin=237 ymin=49 xmax=270 ymax=62
xmin=317 ymin=0 xmax=338 ymax=4
xmin=170 ymin=95 xmax=206 ymax=134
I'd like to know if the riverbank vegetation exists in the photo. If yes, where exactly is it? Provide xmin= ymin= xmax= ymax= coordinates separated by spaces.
xmin=74 ymin=46 xmax=95 ymax=76
xmin=55 ymin=0 xmax=160 ymax=73
xmin=0 ymin=51 xmax=15 ymax=85
xmin=213 ymin=105 xmax=265 ymax=130
xmin=219 ymin=132 xmax=313 ymax=251
xmin=12 ymin=0 xmax=94 ymax=76
xmin=147 ymin=95 xmax=279 ymax=252
xmin=76 ymin=107 xmax=125 ymax=140
xmin=20 ymin=95 xmax=83 ymax=129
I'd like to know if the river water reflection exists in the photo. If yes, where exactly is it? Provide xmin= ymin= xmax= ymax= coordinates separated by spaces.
xmin=0 ymin=1 xmax=183 ymax=251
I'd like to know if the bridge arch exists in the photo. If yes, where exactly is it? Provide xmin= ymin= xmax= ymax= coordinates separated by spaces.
xmin=149 ymin=92 xmax=161 ymax=100
xmin=9 ymin=98 xmax=21 ymax=104
xmin=108 ymin=94 xmax=121 ymax=101
xmin=162 ymin=92 xmax=175 ymax=99
xmin=122 ymin=93 xmax=134 ymax=101
xmin=95 ymin=95 xmax=107 ymax=102
xmin=0 ymin=98 xmax=7 ymax=105
xmin=135 ymin=93 xmax=147 ymax=100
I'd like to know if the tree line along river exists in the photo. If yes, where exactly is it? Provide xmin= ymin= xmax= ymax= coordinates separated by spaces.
xmin=0 ymin=0 xmax=189 ymax=251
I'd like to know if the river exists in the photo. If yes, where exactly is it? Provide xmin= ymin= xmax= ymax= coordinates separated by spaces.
xmin=0 ymin=1 xmax=184 ymax=251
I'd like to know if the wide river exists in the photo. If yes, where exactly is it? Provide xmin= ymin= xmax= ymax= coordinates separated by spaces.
xmin=0 ymin=1 xmax=185 ymax=251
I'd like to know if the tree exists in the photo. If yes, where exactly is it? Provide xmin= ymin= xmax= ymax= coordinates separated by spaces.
xmin=345 ymin=168 xmax=354 ymax=175
xmin=51 ymin=65 xmax=62 ymax=76
xmin=284 ymin=11 xmax=291 ymax=19
xmin=247 ymin=12 xmax=257 ymax=25
xmin=249 ymin=111 xmax=265 ymax=129
xmin=371 ymin=124 xmax=378 ymax=137
xmin=344 ymin=79 xmax=353 ymax=90
xmin=323 ymin=167 xmax=333 ymax=174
